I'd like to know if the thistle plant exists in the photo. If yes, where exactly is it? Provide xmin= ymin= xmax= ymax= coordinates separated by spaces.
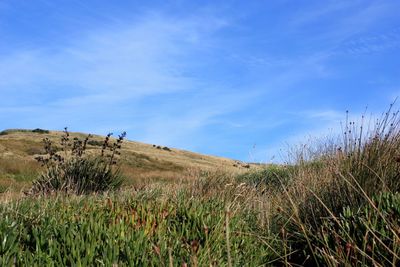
xmin=29 ymin=128 xmax=126 ymax=195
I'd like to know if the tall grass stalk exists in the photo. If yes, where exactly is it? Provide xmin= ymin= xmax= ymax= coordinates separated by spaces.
xmin=273 ymin=104 xmax=400 ymax=265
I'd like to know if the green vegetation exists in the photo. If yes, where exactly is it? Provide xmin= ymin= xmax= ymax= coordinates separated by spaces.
xmin=1 ymin=106 xmax=400 ymax=265
xmin=321 ymin=192 xmax=400 ymax=265
xmin=0 ymin=128 xmax=50 ymax=135
xmin=0 ymin=188 xmax=275 ymax=266
xmin=236 ymin=164 xmax=295 ymax=192
xmin=87 ymin=140 xmax=104 ymax=146
xmin=31 ymin=128 xmax=50 ymax=134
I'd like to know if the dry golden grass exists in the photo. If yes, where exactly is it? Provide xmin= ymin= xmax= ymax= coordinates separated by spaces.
xmin=0 ymin=129 xmax=252 ymax=193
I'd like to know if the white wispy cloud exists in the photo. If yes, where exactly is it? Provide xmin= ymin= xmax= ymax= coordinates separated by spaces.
xmin=0 ymin=11 xmax=262 ymax=147
xmin=2 ymin=13 xmax=229 ymax=88
xmin=301 ymin=110 xmax=344 ymax=121
xmin=287 ymin=1 xmax=400 ymax=55
xmin=1 ymin=2 xmax=398 ymax=160
xmin=250 ymin=108 xmax=370 ymax=163
xmin=336 ymin=28 xmax=400 ymax=55
xmin=131 ymin=88 xmax=262 ymax=147
xmin=288 ymin=0 xmax=361 ymax=28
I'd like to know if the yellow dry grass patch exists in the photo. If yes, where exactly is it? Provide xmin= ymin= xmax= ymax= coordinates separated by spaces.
xmin=0 ymin=129 xmax=251 ymax=193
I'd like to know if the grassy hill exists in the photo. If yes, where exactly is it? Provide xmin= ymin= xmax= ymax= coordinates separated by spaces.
xmin=1 ymin=107 xmax=400 ymax=266
xmin=0 ymin=128 xmax=250 ymax=193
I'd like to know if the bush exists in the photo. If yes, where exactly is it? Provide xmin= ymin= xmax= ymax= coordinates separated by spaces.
xmin=30 ymin=157 xmax=123 ymax=195
xmin=32 ymin=128 xmax=50 ymax=134
xmin=87 ymin=140 xmax=103 ymax=146
xmin=0 ymin=128 xmax=49 ymax=135
xmin=297 ymin=107 xmax=400 ymax=227
xmin=274 ymin=104 xmax=400 ymax=265
xmin=236 ymin=164 xmax=294 ymax=192
xmin=27 ymin=128 xmax=126 ymax=195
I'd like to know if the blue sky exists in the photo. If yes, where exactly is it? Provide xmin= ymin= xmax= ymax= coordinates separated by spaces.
xmin=1 ymin=0 xmax=400 ymax=162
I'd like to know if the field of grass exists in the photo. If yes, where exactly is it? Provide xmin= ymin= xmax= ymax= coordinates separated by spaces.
xmin=1 ymin=107 xmax=400 ymax=266
xmin=0 ymin=129 xmax=249 ymax=194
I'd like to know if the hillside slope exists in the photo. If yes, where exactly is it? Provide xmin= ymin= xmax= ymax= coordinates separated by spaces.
xmin=0 ymin=129 xmax=250 ymax=192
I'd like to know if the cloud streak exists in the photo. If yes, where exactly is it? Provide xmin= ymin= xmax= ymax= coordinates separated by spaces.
xmin=0 ymin=1 xmax=399 ymax=160
xmin=0 ymin=11 xmax=261 ymax=150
